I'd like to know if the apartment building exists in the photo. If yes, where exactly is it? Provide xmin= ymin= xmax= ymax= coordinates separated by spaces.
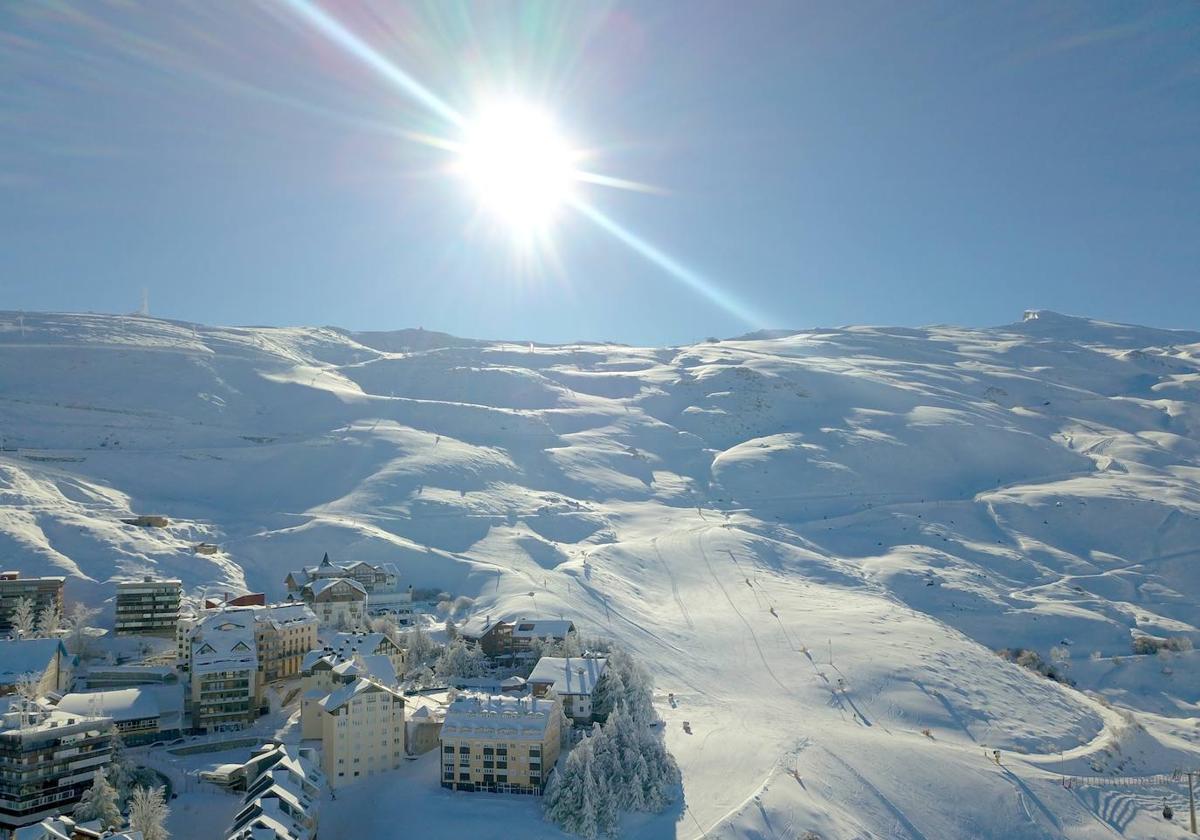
xmin=178 ymin=605 xmax=317 ymax=680
xmin=297 ymin=579 xmax=367 ymax=630
xmin=223 ymin=743 xmax=324 ymax=840
xmin=318 ymin=677 xmax=405 ymax=788
xmin=0 ymin=573 xmax=65 ymax=633
xmin=298 ymin=628 xmax=407 ymax=738
xmin=528 ymin=656 xmax=608 ymax=723
xmin=190 ymin=614 xmax=258 ymax=734
xmin=439 ymin=693 xmax=561 ymax=795
xmin=113 ymin=577 xmax=182 ymax=637
xmin=0 ymin=696 xmax=113 ymax=835
xmin=284 ymin=554 xmax=410 ymax=607
xmin=253 ymin=605 xmax=319 ymax=683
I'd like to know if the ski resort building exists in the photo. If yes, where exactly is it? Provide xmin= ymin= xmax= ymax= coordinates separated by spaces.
xmin=528 ymin=656 xmax=608 ymax=723
xmin=0 ymin=572 xmax=65 ymax=634
xmin=459 ymin=617 xmax=577 ymax=661
xmin=296 ymin=579 xmax=368 ymax=630
xmin=439 ymin=693 xmax=562 ymax=795
xmin=113 ymin=576 xmax=182 ymax=637
xmin=0 ymin=696 xmax=113 ymax=835
xmin=298 ymin=633 xmax=404 ymax=739
xmin=189 ymin=613 xmax=259 ymax=733
xmin=252 ymin=604 xmax=319 ymax=682
xmin=318 ymin=677 xmax=405 ymax=788
xmin=178 ymin=604 xmax=317 ymax=683
xmin=223 ymin=744 xmax=324 ymax=840
xmin=284 ymin=554 xmax=411 ymax=608
xmin=55 ymin=685 xmax=184 ymax=746
xmin=0 ymin=639 xmax=75 ymax=697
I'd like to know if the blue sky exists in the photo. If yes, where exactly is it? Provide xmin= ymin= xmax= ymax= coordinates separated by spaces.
xmin=2 ymin=1 xmax=1197 ymax=345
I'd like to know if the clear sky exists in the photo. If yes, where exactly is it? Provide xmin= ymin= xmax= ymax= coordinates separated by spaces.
xmin=2 ymin=2 xmax=1197 ymax=345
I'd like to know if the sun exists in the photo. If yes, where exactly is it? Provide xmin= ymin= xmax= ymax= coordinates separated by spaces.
xmin=456 ymin=102 xmax=577 ymax=233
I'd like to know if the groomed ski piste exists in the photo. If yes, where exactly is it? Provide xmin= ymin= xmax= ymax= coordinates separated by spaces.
xmin=2 ymin=309 xmax=1198 ymax=838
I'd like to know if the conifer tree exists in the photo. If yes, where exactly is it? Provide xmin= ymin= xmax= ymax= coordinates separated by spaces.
xmin=74 ymin=767 xmax=122 ymax=829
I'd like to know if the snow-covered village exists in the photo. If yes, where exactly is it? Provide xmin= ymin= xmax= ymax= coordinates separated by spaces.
xmin=1 ymin=553 xmax=678 ymax=840
xmin=2 ymin=3 xmax=1200 ymax=839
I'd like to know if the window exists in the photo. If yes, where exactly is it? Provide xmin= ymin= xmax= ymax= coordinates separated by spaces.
xmin=443 ymin=745 xmax=454 ymax=754
xmin=459 ymin=772 xmax=470 ymax=782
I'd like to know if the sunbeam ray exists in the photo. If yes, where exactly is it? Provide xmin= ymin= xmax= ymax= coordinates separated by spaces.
xmin=278 ymin=0 xmax=463 ymax=128
xmin=571 ymin=199 xmax=765 ymax=328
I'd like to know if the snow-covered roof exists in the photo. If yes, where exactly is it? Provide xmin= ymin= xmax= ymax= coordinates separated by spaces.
xmin=322 ymin=631 xmax=392 ymax=657
xmin=1 ymin=695 xmax=111 ymax=735
xmin=0 ymin=638 xmax=68 ymax=685
xmin=457 ymin=615 xmax=576 ymax=641
xmin=305 ymin=578 xmax=366 ymax=601
xmin=56 ymin=684 xmax=184 ymax=727
xmin=319 ymin=677 xmax=402 ymax=713
xmin=404 ymin=690 xmax=450 ymax=723
xmin=15 ymin=817 xmax=144 ymax=840
xmin=441 ymin=692 xmax=556 ymax=741
xmin=528 ymin=657 xmax=607 ymax=697
xmin=192 ymin=613 xmax=257 ymax=673
xmin=256 ymin=603 xmax=317 ymax=629
xmin=511 ymin=617 xmax=575 ymax=640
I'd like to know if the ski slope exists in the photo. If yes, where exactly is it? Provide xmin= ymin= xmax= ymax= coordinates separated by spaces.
xmin=2 ymin=309 xmax=1198 ymax=838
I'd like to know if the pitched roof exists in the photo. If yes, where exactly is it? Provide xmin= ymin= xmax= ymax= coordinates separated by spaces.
xmin=528 ymin=657 xmax=607 ymax=696
xmin=306 ymin=578 xmax=366 ymax=600
xmin=511 ymin=617 xmax=575 ymax=640
xmin=318 ymin=677 xmax=402 ymax=713
xmin=0 ymin=638 xmax=68 ymax=685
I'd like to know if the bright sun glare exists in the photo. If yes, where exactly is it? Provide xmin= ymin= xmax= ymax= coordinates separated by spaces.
xmin=457 ymin=102 xmax=577 ymax=232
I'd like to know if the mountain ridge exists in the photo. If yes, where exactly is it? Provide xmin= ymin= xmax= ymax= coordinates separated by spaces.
xmin=1 ymin=308 xmax=1197 ymax=838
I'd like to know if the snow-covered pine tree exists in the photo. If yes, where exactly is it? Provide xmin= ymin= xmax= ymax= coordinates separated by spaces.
xmin=545 ymin=730 xmax=612 ymax=838
xmin=106 ymin=730 xmax=134 ymax=803
xmin=128 ymin=785 xmax=170 ymax=840
xmin=590 ymin=666 xmax=625 ymax=721
xmin=74 ymin=767 xmax=122 ymax=829
xmin=542 ymin=688 xmax=571 ymax=746
xmin=434 ymin=638 xmax=487 ymax=680
xmin=594 ymin=769 xmax=620 ymax=837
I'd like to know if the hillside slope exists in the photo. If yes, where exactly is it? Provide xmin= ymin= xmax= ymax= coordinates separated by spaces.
xmin=1 ymin=309 xmax=1198 ymax=839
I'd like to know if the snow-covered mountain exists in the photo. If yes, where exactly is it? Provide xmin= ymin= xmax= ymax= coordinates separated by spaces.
xmin=2 ymin=309 xmax=1198 ymax=839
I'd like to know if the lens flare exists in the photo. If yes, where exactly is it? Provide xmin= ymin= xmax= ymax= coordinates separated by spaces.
xmin=455 ymin=103 xmax=577 ymax=232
